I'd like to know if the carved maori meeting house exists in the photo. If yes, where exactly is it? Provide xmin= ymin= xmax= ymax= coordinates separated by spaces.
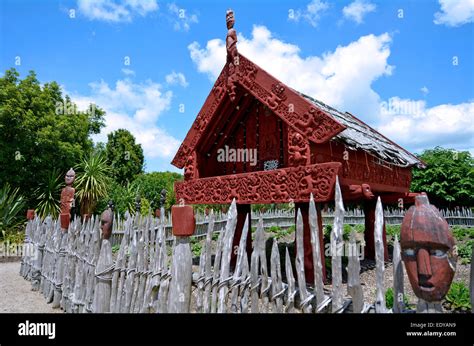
xmin=172 ymin=9 xmax=424 ymax=282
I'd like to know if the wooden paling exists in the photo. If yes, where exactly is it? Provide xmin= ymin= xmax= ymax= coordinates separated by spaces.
xmin=270 ymin=239 xmax=284 ymax=313
xmin=392 ymin=235 xmax=404 ymax=313
xmin=374 ymin=197 xmax=388 ymax=313
xmin=296 ymin=209 xmax=312 ymax=313
xmin=217 ymin=199 xmax=238 ymax=313
xmin=331 ymin=176 xmax=344 ymax=313
xmin=229 ymin=215 xmax=249 ymax=313
xmin=201 ymin=211 xmax=215 ymax=313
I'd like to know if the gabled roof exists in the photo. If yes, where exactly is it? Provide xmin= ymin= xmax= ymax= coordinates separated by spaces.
xmin=172 ymin=53 xmax=423 ymax=169
xmin=299 ymin=93 xmax=424 ymax=168
xmin=171 ymin=54 xmax=346 ymax=168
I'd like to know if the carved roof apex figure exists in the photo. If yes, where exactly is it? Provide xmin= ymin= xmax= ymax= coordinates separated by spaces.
xmin=226 ymin=8 xmax=235 ymax=28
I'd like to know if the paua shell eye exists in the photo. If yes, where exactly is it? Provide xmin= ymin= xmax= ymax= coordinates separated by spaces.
xmin=403 ymin=248 xmax=416 ymax=257
xmin=430 ymin=249 xmax=447 ymax=258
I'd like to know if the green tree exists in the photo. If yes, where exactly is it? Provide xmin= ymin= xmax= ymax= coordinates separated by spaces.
xmin=106 ymin=129 xmax=144 ymax=184
xmin=75 ymin=152 xmax=112 ymax=215
xmin=132 ymin=171 xmax=183 ymax=211
xmin=411 ymin=147 xmax=474 ymax=207
xmin=96 ymin=181 xmax=138 ymax=216
xmin=0 ymin=68 xmax=105 ymax=206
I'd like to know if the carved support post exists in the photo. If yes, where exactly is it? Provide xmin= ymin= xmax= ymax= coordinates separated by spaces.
xmin=168 ymin=205 xmax=195 ymax=313
xmin=364 ymin=200 xmax=388 ymax=261
xmin=294 ymin=203 xmax=326 ymax=284
xmin=230 ymin=204 xmax=252 ymax=270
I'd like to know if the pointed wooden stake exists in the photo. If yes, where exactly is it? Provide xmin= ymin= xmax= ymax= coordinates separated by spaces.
xmin=296 ymin=209 xmax=312 ymax=313
xmin=309 ymin=193 xmax=325 ymax=308
xmin=331 ymin=176 xmax=344 ymax=312
xmin=392 ymin=235 xmax=404 ymax=313
xmin=347 ymin=231 xmax=363 ymax=313
xmin=374 ymin=196 xmax=387 ymax=313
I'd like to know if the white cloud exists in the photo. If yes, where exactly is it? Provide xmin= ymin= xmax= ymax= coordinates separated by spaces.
xmin=165 ymin=71 xmax=189 ymax=87
xmin=434 ymin=0 xmax=474 ymax=26
xmin=342 ymin=0 xmax=376 ymax=24
xmin=121 ymin=68 xmax=135 ymax=76
xmin=288 ymin=0 xmax=329 ymax=27
xmin=77 ymin=0 xmax=158 ymax=22
xmin=167 ymin=3 xmax=198 ymax=31
xmin=68 ymin=78 xmax=180 ymax=161
xmin=189 ymin=25 xmax=393 ymax=122
xmin=378 ymin=98 xmax=474 ymax=153
xmin=420 ymin=86 xmax=429 ymax=95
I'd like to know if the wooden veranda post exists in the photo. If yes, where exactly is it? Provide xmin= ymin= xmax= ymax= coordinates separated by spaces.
xmin=230 ymin=204 xmax=252 ymax=270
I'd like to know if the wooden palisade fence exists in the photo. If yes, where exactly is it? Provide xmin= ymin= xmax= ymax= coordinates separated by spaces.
xmin=19 ymin=178 xmax=473 ymax=313
xmin=109 ymin=206 xmax=473 ymax=247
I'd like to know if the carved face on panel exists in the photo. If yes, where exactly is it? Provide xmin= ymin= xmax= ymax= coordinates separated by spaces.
xmin=400 ymin=195 xmax=456 ymax=302
xmin=291 ymin=133 xmax=305 ymax=148
xmin=65 ymin=168 xmax=76 ymax=186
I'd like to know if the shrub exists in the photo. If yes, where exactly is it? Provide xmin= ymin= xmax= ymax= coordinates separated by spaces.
xmin=452 ymin=226 xmax=474 ymax=241
xmin=457 ymin=241 xmax=473 ymax=265
xmin=445 ymin=282 xmax=471 ymax=310
xmin=34 ymin=170 xmax=62 ymax=219
xmin=385 ymin=287 xmax=410 ymax=309
xmin=190 ymin=237 xmax=203 ymax=257
xmin=112 ymin=244 xmax=120 ymax=254
xmin=354 ymin=224 xmax=365 ymax=233
xmin=385 ymin=225 xmax=401 ymax=238
xmin=0 ymin=184 xmax=26 ymax=237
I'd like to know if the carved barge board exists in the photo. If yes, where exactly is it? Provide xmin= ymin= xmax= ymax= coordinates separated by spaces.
xmin=171 ymin=54 xmax=345 ymax=169
xmin=175 ymin=162 xmax=341 ymax=205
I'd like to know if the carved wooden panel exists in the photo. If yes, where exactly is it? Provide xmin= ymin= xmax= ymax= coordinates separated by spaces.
xmin=174 ymin=162 xmax=341 ymax=204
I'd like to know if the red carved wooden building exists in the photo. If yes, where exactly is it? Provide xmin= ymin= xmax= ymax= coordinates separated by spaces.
xmin=172 ymin=10 xmax=424 ymax=281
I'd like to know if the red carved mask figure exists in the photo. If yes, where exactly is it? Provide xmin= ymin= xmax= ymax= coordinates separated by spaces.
xmin=400 ymin=195 xmax=456 ymax=302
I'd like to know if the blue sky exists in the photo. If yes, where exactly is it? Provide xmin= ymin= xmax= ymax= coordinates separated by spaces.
xmin=1 ymin=0 xmax=473 ymax=173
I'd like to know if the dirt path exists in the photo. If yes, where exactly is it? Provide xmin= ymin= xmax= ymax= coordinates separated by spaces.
xmin=0 ymin=261 xmax=61 ymax=313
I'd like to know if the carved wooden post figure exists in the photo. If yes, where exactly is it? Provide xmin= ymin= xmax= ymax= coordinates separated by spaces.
xmin=60 ymin=168 xmax=75 ymax=231
xmin=168 ymin=204 xmax=195 ymax=312
xmin=93 ymin=202 xmax=114 ymax=313
xmin=400 ymin=194 xmax=457 ymax=312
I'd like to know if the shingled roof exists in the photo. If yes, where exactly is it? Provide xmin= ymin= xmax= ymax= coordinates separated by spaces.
xmin=299 ymin=93 xmax=425 ymax=169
